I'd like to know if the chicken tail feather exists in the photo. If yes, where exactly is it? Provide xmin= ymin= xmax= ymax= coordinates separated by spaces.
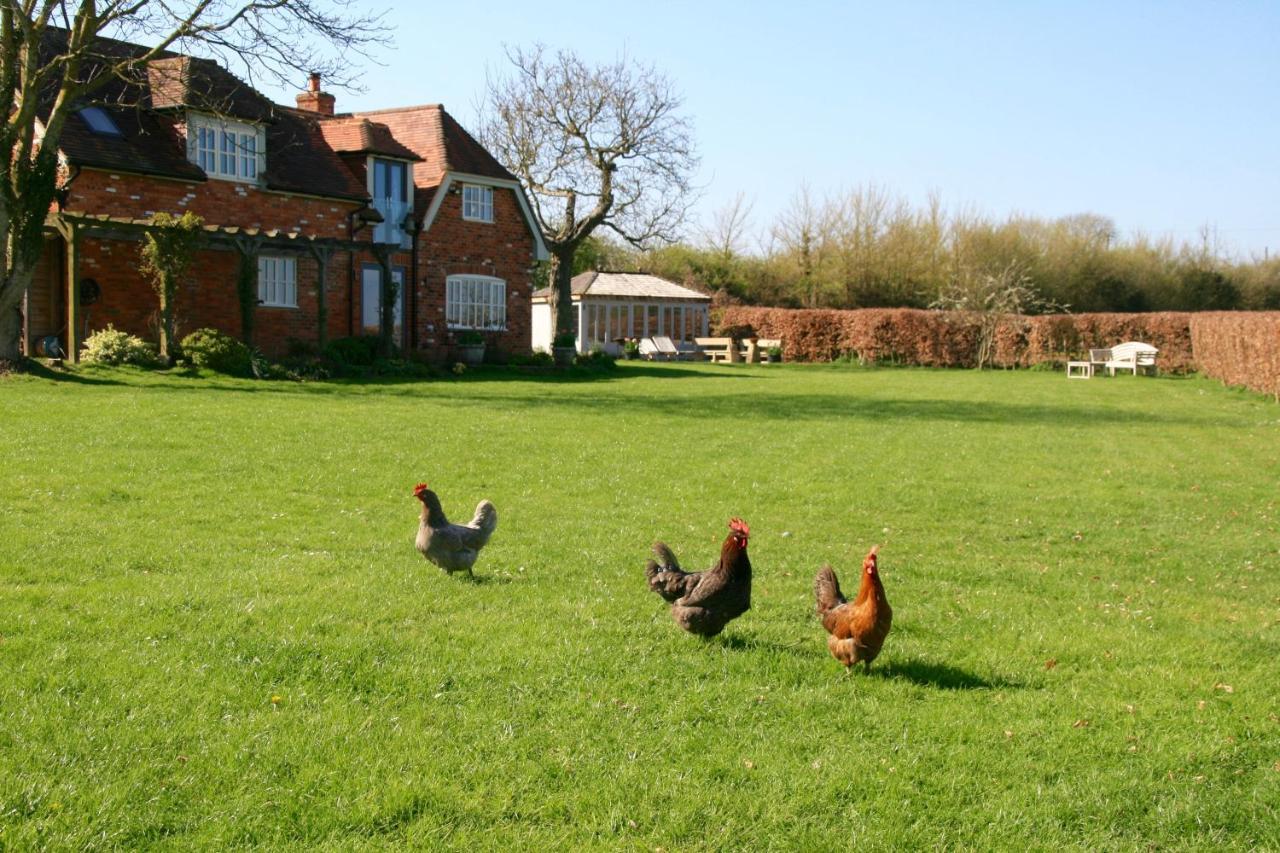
xmin=651 ymin=541 xmax=681 ymax=572
xmin=647 ymin=543 xmax=693 ymax=603
xmin=468 ymin=500 xmax=498 ymax=545
xmin=814 ymin=564 xmax=846 ymax=617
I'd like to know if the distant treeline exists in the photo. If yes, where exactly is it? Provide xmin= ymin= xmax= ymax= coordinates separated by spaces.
xmin=571 ymin=187 xmax=1280 ymax=313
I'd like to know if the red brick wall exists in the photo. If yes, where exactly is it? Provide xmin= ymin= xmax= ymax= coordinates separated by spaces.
xmin=50 ymin=169 xmax=539 ymax=362
xmin=416 ymin=185 xmax=537 ymax=359
xmin=78 ymin=237 xmax=356 ymax=357
xmin=67 ymin=168 xmax=358 ymax=239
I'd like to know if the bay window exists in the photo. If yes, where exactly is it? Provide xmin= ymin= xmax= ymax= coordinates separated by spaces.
xmin=446 ymin=275 xmax=505 ymax=330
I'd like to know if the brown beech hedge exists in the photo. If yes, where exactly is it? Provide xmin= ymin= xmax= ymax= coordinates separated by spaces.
xmin=716 ymin=306 xmax=1279 ymax=398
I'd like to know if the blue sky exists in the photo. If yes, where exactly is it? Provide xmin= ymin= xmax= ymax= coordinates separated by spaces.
xmin=260 ymin=1 xmax=1279 ymax=258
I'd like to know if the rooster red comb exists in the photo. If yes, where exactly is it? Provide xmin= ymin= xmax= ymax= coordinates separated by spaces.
xmin=413 ymin=482 xmax=430 ymax=497
xmin=863 ymin=545 xmax=880 ymax=570
xmin=729 ymin=518 xmax=750 ymax=539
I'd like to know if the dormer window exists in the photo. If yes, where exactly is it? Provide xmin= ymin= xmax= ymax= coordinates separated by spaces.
xmin=371 ymin=158 xmax=412 ymax=247
xmin=462 ymin=184 xmax=493 ymax=222
xmin=187 ymin=113 xmax=263 ymax=182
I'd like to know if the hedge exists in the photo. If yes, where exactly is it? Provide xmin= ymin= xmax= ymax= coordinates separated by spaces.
xmin=717 ymin=307 xmax=1197 ymax=372
xmin=1189 ymin=312 xmax=1280 ymax=400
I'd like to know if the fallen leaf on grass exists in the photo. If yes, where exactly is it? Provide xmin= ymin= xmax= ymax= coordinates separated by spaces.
xmin=1004 ymin=730 xmax=1013 ymax=739
xmin=1044 ymin=658 xmax=1058 ymax=670
xmin=1073 ymin=719 xmax=1090 ymax=728
xmin=1214 ymin=683 xmax=1234 ymax=693
xmin=742 ymin=759 xmax=755 ymax=770
xmin=1197 ymin=700 xmax=1207 ymax=710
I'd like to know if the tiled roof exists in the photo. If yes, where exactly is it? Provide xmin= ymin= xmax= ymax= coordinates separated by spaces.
xmin=41 ymin=28 xmax=366 ymax=201
xmin=145 ymin=56 xmax=276 ymax=122
xmin=351 ymin=104 xmax=517 ymax=191
xmin=533 ymin=272 xmax=712 ymax=302
xmin=59 ymin=107 xmax=207 ymax=182
xmin=318 ymin=117 xmax=422 ymax=161
xmin=264 ymin=110 xmax=370 ymax=201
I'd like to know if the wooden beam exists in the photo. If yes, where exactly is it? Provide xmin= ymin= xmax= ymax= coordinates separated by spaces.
xmin=307 ymin=243 xmax=336 ymax=350
xmin=64 ymin=222 xmax=81 ymax=362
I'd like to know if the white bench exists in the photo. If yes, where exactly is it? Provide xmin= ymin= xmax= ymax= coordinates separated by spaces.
xmin=694 ymin=336 xmax=739 ymax=363
xmin=1104 ymin=341 xmax=1158 ymax=376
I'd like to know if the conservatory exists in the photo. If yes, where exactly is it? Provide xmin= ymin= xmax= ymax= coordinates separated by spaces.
xmin=531 ymin=271 xmax=712 ymax=355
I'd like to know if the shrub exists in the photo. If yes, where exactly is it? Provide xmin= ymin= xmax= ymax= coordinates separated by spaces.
xmin=510 ymin=351 xmax=554 ymax=368
xmin=574 ymin=348 xmax=617 ymax=370
xmin=180 ymin=328 xmax=251 ymax=376
xmin=552 ymin=332 xmax=576 ymax=348
xmin=80 ymin=325 xmax=159 ymax=367
xmin=456 ymin=330 xmax=484 ymax=346
xmin=323 ymin=335 xmax=383 ymax=367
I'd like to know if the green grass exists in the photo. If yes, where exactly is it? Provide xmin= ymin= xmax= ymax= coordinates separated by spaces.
xmin=2 ymin=362 xmax=1278 ymax=850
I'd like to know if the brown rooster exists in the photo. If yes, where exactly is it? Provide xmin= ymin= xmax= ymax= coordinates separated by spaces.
xmin=413 ymin=483 xmax=498 ymax=577
xmin=645 ymin=518 xmax=752 ymax=637
xmin=814 ymin=545 xmax=893 ymax=672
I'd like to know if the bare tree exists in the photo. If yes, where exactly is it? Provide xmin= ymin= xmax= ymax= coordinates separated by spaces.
xmin=770 ymin=184 xmax=836 ymax=308
xmin=479 ymin=44 xmax=699 ymax=340
xmin=0 ymin=1 xmax=387 ymax=363
xmin=699 ymin=191 xmax=754 ymax=261
xmin=931 ymin=261 xmax=1068 ymax=369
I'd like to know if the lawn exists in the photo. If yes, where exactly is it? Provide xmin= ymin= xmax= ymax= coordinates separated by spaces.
xmin=1 ymin=362 xmax=1278 ymax=850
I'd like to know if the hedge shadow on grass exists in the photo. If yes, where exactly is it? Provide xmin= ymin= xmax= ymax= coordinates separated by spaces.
xmin=425 ymin=390 xmax=1244 ymax=429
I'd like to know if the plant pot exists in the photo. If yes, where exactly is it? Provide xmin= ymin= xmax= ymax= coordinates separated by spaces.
xmin=552 ymin=346 xmax=576 ymax=368
xmin=457 ymin=343 xmax=485 ymax=366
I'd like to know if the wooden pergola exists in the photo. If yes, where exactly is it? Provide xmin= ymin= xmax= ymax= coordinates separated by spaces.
xmin=42 ymin=210 xmax=398 ymax=361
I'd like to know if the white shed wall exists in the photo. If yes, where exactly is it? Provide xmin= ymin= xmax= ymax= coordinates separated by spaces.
xmin=531 ymin=303 xmax=553 ymax=352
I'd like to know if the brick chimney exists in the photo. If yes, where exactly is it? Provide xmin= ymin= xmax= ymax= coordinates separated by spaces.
xmin=296 ymin=72 xmax=335 ymax=116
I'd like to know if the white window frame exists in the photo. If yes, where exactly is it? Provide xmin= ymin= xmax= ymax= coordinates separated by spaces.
xmin=257 ymin=256 xmax=297 ymax=308
xmin=445 ymin=274 xmax=506 ymax=331
xmin=187 ymin=113 xmax=263 ymax=183
xmin=461 ymin=184 xmax=494 ymax=223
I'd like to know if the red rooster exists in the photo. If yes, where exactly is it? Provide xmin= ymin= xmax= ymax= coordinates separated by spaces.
xmin=645 ymin=518 xmax=752 ymax=637
xmin=814 ymin=545 xmax=893 ymax=672
xmin=413 ymin=483 xmax=498 ymax=577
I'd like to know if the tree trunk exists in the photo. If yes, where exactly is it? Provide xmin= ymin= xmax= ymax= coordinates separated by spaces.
xmin=158 ymin=275 xmax=176 ymax=365
xmin=551 ymin=247 xmax=576 ymax=342
xmin=0 ymin=295 xmax=23 ymax=362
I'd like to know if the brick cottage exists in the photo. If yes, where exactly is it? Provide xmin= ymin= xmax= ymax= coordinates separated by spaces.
xmin=24 ymin=32 xmax=546 ymax=362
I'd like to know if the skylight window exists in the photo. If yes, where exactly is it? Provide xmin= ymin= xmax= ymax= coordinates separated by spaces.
xmin=79 ymin=106 xmax=121 ymax=137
